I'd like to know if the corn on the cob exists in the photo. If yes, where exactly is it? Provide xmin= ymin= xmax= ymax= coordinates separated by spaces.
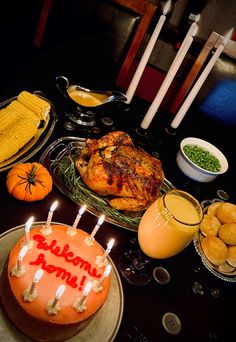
xmin=17 ymin=91 xmax=51 ymax=120
xmin=7 ymin=100 xmax=40 ymax=128
xmin=0 ymin=133 xmax=19 ymax=163
xmin=13 ymin=118 xmax=38 ymax=149
xmin=0 ymin=118 xmax=37 ymax=163
xmin=0 ymin=107 xmax=19 ymax=134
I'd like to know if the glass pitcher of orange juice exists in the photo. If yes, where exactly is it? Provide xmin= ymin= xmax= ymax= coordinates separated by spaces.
xmin=138 ymin=190 xmax=203 ymax=259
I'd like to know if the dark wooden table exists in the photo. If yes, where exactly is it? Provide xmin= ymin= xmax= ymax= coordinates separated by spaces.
xmin=1 ymin=75 xmax=236 ymax=342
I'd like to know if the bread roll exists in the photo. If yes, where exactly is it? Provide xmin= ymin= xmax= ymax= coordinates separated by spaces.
xmin=218 ymin=262 xmax=236 ymax=273
xmin=199 ymin=214 xmax=221 ymax=236
xmin=227 ymin=246 xmax=236 ymax=267
xmin=216 ymin=202 xmax=236 ymax=223
xmin=201 ymin=236 xmax=227 ymax=266
xmin=218 ymin=223 xmax=236 ymax=245
xmin=207 ymin=202 xmax=222 ymax=216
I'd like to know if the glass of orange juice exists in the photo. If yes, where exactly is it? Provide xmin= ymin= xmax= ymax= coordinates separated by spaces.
xmin=138 ymin=190 xmax=203 ymax=259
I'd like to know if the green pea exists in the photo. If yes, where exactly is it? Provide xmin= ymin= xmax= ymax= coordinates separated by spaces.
xmin=183 ymin=144 xmax=221 ymax=172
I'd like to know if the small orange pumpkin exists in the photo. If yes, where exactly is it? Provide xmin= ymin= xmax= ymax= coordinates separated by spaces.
xmin=6 ymin=162 xmax=53 ymax=201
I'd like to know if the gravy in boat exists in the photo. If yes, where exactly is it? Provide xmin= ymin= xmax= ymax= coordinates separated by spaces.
xmin=68 ymin=90 xmax=108 ymax=107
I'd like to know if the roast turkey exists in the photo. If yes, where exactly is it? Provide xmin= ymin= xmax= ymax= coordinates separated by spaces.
xmin=75 ymin=131 xmax=164 ymax=211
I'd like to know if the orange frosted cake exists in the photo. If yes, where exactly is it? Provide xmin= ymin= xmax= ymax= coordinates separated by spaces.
xmin=0 ymin=224 xmax=111 ymax=341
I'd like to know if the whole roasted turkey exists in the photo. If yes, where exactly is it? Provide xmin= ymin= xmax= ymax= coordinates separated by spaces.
xmin=75 ymin=131 xmax=164 ymax=211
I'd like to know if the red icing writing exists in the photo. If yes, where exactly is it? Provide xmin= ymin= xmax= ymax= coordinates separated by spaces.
xmin=79 ymin=275 xmax=86 ymax=291
xmin=33 ymin=234 xmax=101 ymax=279
xmin=30 ymin=253 xmax=79 ymax=288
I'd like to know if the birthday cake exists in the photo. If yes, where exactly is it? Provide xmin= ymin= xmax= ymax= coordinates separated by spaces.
xmin=0 ymin=223 xmax=111 ymax=341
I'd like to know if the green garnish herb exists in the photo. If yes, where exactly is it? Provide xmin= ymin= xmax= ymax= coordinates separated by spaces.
xmin=183 ymin=144 xmax=221 ymax=172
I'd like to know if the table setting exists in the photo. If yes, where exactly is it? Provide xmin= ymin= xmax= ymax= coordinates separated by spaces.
xmin=0 ymin=97 xmax=235 ymax=340
xmin=0 ymin=3 xmax=236 ymax=340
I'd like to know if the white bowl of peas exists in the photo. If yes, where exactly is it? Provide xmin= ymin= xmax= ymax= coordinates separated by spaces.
xmin=176 ymin=137 xmax=228 ymax=182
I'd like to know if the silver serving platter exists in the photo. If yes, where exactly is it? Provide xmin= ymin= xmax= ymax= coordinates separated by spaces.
xmin=0 ymin=91 xmax=57 ymax=172
xmin=40 ymin=136 xmax=176 ymax=232
xmin=193 ymin=198 xmax=236 ymax=282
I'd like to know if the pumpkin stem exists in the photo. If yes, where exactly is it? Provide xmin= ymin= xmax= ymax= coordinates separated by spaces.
xmin=27 ymin=165 xmax=38 ymax=185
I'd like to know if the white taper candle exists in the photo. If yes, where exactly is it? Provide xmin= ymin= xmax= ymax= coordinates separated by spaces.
xmin=125 ymin=0 xmax=171 ymax=103
xmin=141 ymin=24 xmax=198 ymax=129
xmin=170 ymin=28 xmax=233 ymax=129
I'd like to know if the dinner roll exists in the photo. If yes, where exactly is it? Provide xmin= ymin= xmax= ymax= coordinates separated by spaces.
xmin=199 ymin=214 xmax=221 ymax=236
xmin=218 ymin=262 xmax=236 ymax=273
xmin=227 ymin=246 xmax=236 ymax=267
xmin=216 ymin=202 xmax=236 ymax=223
xmin=207 ymin=202 xmax=222 ymax=216
xmin=201 ymin=236 xmax=227 ymax=266
xmin=218 ymin=223 xmax=236 ymax=245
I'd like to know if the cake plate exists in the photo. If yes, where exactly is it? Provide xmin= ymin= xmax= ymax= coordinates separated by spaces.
xmin=0 ymin=222 xmax=124 ymax=342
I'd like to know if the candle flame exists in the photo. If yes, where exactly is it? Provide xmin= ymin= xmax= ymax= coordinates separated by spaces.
xmin=34 ymin=269 xmax=44 ymax=283
xmin=19 ymin=245 xmax=28 ymax=260
xmin=25 ymin=216 xmax=34 ymax=233
xmin=55 ymin=284 xmax=66 ymax=299
xmin=163 ymin=0 xmax=171 ymax=15
xmin=104 ymin=264 xmax=112 ymax=278
xmin=194 ymin=14 xmax=201 ymax=23
xmin=79 ymin=204 xmax=87 ymax=216
xmin=223 ymin=28 xmax=234 ymax=45
xmin=84 ymin=282 xmax=92 ymax=295
xmin=50 ymin=200 xmax=58 ymax=212
xmin=107 ymin=238 xmax=115 ymax=251
xmin=98 ymin=214 xmax=105 ymax=226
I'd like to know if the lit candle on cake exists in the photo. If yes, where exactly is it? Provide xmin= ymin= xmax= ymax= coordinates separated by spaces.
xmin=30 ymin=269 xmax=44 ymax=295
xmin=92 ymin=264 xmax=112 ymax=293
xmin=68 ymin=204 xmax=87 ymax=236
xmin=95 ymin=238 xmax=115 ymax=268
xmin=126 ymin=0 xmax=171 ymax=103
xmin=170 ymin=28 xmax=233 ymax=129
xmin=103 ymin=239 xmax=115 ymax=258
xmin=46 ymin=284 xmax=66 ymax=316
xmin=21 ymin=216 xmax=34 ymax=248
xmin=140 ymin=20 xmax=199 ymax=129
xmin=41 ymin=200 xmax=58 ymax=235
xmin=73 ymin=282 xmax=92 ymax=312
xmin=23 ymin=269 xmax=44 ymax=302
xmin=11 ymin=245 xmax=28 ymax=277
xmin=84 ymin=214 xmax=105 ymax=246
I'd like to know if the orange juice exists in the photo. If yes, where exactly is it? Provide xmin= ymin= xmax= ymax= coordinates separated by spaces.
xmin=138 ymin=190 xmax=203 ymax=259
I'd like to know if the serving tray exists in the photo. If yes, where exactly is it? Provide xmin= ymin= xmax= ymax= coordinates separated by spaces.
xmin=0 ymin=91 xmax=57 ymax=172
xmin=40 ymin=136 xmax=176 ymax=232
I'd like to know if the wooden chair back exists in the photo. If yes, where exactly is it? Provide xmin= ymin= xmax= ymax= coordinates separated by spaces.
xmin=114 ymin=0 xmax=157 ymax=87
xmin=169 ymin=31 xmax=236 ymax=115
xmin=33 ymin=0 xmax=157 ymax=88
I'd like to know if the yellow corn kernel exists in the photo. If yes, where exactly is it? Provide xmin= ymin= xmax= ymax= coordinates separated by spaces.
xmin=17 ymin=91 xmax=51 ymax=120
xmin=7 ymin=101 xmax=40 ymax=128
xmin=0 ymin=133 xmax=19 ymax=163
xmin=7 ymin=117 xmax=38 ymax=150
xmin=0 ymin=107 xmax=19 ymax=134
